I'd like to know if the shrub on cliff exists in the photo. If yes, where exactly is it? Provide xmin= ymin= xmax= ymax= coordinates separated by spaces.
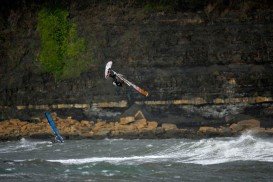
xmin=37 ymin=8 xmax=90 ymax=80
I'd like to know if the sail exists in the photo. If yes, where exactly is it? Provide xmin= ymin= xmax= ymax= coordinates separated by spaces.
xmin=45 ymin=112 xmax=64 ymax=143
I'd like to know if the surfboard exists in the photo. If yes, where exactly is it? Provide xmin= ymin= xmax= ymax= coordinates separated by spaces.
xmin=105 ymin=61 xmax=113 ymax=79
xmin=45 ymin=112 xmax=64 ymax=143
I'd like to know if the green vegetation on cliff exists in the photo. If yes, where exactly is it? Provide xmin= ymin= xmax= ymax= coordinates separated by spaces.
xmin=37 ymin=8 xmax=90 ymax=80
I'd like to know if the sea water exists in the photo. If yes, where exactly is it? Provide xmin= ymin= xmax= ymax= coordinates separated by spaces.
xmin=0 ymin=133 xmax=273 ymax=181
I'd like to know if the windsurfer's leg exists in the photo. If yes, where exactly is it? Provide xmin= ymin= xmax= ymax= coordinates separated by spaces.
xmin=113 ymin=80 xmax=122 ymax=87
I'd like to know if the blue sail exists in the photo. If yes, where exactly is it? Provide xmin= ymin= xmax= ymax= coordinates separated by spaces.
xmin=45 ymin=112 xmax=64 ymax=143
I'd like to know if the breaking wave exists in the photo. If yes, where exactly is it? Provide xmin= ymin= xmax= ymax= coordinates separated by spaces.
xmin=48 ymin=133 xmax=273 ymax=165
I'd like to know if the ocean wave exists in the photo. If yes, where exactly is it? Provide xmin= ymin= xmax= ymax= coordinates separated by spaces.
xmin=46 ymin=133 xmax=273 ymax=165
xmin=157 ymin=133 xmax=273 ymax=165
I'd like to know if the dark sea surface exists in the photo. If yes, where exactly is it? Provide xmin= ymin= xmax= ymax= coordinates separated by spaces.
xmin=0 ymin=133 xmax=273 ymax=181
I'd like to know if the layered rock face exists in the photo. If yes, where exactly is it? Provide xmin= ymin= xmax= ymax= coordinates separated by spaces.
xmin=0 ymin=1 xmax=273 ymax=129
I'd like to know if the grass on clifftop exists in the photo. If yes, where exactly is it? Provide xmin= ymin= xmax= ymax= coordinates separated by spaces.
xmin=37 ymin=8 xmax=90 ymax=80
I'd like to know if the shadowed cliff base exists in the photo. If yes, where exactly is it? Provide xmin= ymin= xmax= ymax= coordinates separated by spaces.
xmin=1 ymin=111 xmax=273 ymax=142
xmin=1 ymin=97 xmax=273 ymax=128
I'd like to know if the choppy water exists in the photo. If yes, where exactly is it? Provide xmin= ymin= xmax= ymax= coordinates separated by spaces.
xmin=0 ymin=133 xmax=273 ymax=181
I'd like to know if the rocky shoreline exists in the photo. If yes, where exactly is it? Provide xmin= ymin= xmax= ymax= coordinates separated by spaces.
xmin=1 ymin=112 xmax=273 ymax=142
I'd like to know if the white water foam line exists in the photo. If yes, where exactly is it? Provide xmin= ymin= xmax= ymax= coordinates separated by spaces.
xmin=0 ymin=138 xmax=52 ymax=154
xmin=48 ymin=134 xmax=273 ymax=165
xmin=48 ymin=155 xmax=172 ymax=165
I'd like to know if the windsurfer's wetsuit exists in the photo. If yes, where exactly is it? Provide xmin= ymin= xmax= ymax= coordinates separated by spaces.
xmin=51 ymin=136 xmax=62 ymax=143
xmin=107 ymin=69 xmax=123 ymax=87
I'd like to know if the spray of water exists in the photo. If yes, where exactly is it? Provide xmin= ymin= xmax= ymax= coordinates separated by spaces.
xmin=0 ymin=138 xmax=51 ymax=154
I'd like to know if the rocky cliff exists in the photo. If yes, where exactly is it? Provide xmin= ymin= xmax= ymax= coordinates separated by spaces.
xmin=0 ymin=1 xmax=273 ymax=129
xmin=1 ymin=112 xmax=273 ymax=141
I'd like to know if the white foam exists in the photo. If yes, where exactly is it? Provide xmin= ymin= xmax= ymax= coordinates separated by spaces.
xmin=64 ymin=169 xmax=70 ymax=173
xmin=81 ymin=171 xmax=90 ymax=175
xmin=0 ymin=138 xmax=51 ymax=154
xmin=48 ymin=155 xmax=170 ymax=165
xmin=9 ymin=133 xmax=273 ymax=166
xmin=165 ymin=133 xmax=273 ymax=165
xmin=5 ymin=168 xmax=15 ymax=171
xmin=48 ymin=133 xmax=273 ymax=165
